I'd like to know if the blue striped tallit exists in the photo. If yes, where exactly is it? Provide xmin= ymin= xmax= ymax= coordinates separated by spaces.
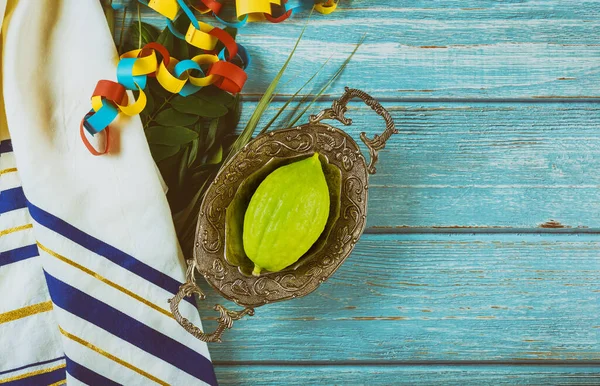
xmin=0 ymin=0 xmax=217 ymax=383
xmin=34 ymin=203 xmax=217 ymax=385
xmin=1 ymin=139 xmax=66 ymax=384
xmin=1 ymin=141 xmax=217 ymax=384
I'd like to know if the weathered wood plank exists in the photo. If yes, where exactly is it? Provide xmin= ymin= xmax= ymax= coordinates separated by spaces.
xmin=197 ymin=233 xmax=600 ymax=362
xmin=113 ymin=0 xmax=600 ymax=99
xmin=108 ymin=1 xmax=600 ymax=375
xmin=236 ymin=101 xmax=600 ymax=229
xmin=214 ymin=365 xmax=600 ymax=385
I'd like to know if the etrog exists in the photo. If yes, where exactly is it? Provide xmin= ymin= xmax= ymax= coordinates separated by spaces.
xmin=243 ymin=153 xmax=330 ymax=276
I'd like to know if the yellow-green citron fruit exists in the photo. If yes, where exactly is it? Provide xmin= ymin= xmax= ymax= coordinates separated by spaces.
xmin=243 ymin=153 xmax=330 ymax=276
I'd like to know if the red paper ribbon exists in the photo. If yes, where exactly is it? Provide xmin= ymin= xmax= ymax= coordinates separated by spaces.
xmin=80 ymin=114 xmax=110 ymax=156
xmin=208 ymin=61 xmax=248 ymax=94
xmin=196 ymin=0 xmax=222 ymax=14
xmin=208 ymin=27 xmax=238 ymax=62
xmin=92 ymin=80 xmax=128 ymax=106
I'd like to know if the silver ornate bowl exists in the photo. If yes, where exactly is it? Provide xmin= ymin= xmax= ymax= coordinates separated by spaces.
xmin=169 ymin=88 xmax=398 ymax=342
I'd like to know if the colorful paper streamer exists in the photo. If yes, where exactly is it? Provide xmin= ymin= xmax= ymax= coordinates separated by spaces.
xmin=198 ymin=0 xmax=337 ymax=27
xmin=154 ymin=0 xmax=337 ymax=36
xmin=82 ymin=0 xmax=337 ymax=155
xmin=81 ymin=40 xmax=244 ymax=154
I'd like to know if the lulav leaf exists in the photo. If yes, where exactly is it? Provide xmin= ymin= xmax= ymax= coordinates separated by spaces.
xmin=146 ymin=126 xmax=199 ymax=145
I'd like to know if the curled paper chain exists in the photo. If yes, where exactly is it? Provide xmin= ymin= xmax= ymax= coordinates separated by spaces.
xmin=82 ymin=0 xmax=337 ymax=155
xmin=81 ymin=40 xmax=247 ymax=154
xmin=146 ymin=0 xmax=338 ymax=30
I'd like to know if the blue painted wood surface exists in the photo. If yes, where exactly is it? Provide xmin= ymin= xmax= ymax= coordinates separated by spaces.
xmin=116 ymin=0 xmax=600 ymax=99
xmin=214 ymin=365 xmax=600 ymax=385
xmin=239 ymin=102 xmax=600 ymax=229
xmin=112 ymin=1 xmax=600 ymax=383
xmin=200 ymin=234 xmax=600 ymax=362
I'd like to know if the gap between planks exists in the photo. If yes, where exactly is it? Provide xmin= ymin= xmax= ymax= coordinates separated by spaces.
xmin=241 ymin=96 xmax=600 ymax=104
xmin=364 ymin=228 xmax=600 ymax=235
xmin=214 ymin=360 xmax=600 ymax=367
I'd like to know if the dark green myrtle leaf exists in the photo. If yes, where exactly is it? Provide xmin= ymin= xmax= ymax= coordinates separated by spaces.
xmin=197 ymin=87 xmax=235 ymax=107
xmin=178 ymin=146 xmax=190 ymax=188
xmin=149 ymin=78 xmax=173 ymax=101
xmin=156 ymin=25 xmax=174 ymax=52
xmin=171 ymin=96 xmax=229 ymax=118
xmin=146 ymin=125 xmax=199 ymax=145
xmin=154 ymin=109 xmax=199 ymax=126
xmin=190 ymin=168 xmax=212 ymax=186
xmin=149 ymin=144 xmax=181 ymax=163
xmin=139 ymin=110 xmax=151 ymax=127
xmin=206 ymin=145 xmax=223 ymax=165
xmin=219 ymin=94 xmax=241 ymax=136
xmin=144 ymin=89 xmax=155 ymax=113
xmin=171 ymin=15 xmax=190 ymax=59
xmin=157 ymin=149 xmax=182 ymax=190
xmin=188 ymin=138 xmax=200 ymax=167
xmin=187 ymin=41 xmax=203 ymax=58
xmin=205 ymin=118 xmax=219 ymax=151
xmin=170 ymin=96 xmax=204 ymax=115
xmin=193 ymin=120 xmax=204 ymax=134
xmin=128 ymin=22 xmax=159 ymax=48
xmin=172 ymin=36 xmax=189 ymax=60
xmin=198 ymin=103 xmax=229 ymax=118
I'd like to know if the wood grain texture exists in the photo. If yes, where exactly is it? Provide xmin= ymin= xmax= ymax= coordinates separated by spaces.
xmin=109 ymin=1 xmax=600 ymax=381
xmin=198 ymin=234 xmax=600 ymax=362
xmin=238 ymin=101 xmax=600 ymax=229
xmin=214 ymin=365 xmax=600 ymax=385
xmin=113 ymin=0 xmax=600 ymax=99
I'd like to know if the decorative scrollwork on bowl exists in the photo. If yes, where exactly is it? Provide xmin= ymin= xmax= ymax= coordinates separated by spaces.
xmin=195 ymin=124 xmax=369 ymax=307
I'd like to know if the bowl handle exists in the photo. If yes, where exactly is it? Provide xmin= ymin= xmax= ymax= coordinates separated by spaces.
xmin=309 ymin=87 xmax=398 ymax=174
xmin=168 ymin=259 xmax=255 ymax=343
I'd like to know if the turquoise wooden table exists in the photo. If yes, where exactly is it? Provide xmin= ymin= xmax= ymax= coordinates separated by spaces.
xmin=119 ymin=1 xmax=600 ymax=384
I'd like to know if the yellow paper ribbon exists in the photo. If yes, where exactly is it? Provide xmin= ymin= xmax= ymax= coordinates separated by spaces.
xmin=92 ymin=87 xmax=147 ymax=116
xmin=117 ymin=88 xmax=147 ymax=116
xmin=236 ymin=0 xmax=272 ymax=17
xmin=149 ymin=0 xmax=337 ymax=29
xmin=156 ymin=57 xmax=188 ymax=94
xmin=148 ymin=0 xmax=179 ymax=20
xmin=315 ymin=0 xmax=338 ymax=14
xmin=121 ymin=49 xmax=159 ymax=76
xmin=185 ymin=22 xmax=218 ymax=50
xmin=188 ymin=54 xmax=220 ymax=86
xmin=82 ymin=0 xmax=338 ymax=154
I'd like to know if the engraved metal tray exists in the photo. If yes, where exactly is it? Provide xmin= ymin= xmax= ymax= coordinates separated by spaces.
xmin=169 ymin=88 xmax=398 ymax=342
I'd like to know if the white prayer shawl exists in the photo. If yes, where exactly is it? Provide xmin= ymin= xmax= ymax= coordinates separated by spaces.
xmin=0 ymin=0 xmax=215 ymax=384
